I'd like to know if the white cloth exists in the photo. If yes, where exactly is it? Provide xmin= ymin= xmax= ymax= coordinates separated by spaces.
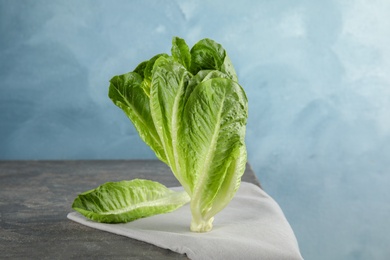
xmin=67 ymin=182 xmax=303 ymax=260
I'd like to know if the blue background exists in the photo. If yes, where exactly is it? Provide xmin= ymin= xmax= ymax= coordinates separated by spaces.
xmin=1 ymin=1 xmax=389 ymax=259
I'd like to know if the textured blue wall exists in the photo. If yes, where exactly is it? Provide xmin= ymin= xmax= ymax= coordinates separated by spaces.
xmin=1 ymin=1 xmax=390 ymax=259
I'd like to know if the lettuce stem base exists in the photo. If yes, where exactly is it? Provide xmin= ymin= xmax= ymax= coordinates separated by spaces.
xmin=190 ymin=217 xmax=214 ymax=232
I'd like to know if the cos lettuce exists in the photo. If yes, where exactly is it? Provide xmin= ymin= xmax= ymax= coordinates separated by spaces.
xmin=72 ymin=37 xmax=248 ymax=232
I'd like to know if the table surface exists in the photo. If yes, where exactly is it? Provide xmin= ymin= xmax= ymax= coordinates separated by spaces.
xmin=0 ymin=160 xmax=260 ymax=259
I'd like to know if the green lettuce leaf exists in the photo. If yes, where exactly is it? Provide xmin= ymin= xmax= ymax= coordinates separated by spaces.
xmin=72 ymin=179 xmax=190 ymax=223
xmin=150 ymin=56 xmax=192 ymax=193
xmin=190 ymin=38 xmax=238 ymax=82
xmin=184 ymin=70 xmax=231 ymax=104
xmin=108 ymin=72 xmax=167 ymax=163
xmin=138 ymin=53 xmax=169 ymax=96
xmin=182 ymin=78 xmax=248 ymax=231
xmin=171 ymin=36 xmax=191 ymax=71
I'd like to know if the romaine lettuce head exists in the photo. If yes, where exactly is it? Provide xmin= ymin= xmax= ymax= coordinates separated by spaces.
xmin=74 ymin=37 xmax=248 ymax=232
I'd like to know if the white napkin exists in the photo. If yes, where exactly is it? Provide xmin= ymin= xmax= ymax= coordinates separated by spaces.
xmin=67 ymin=182 xmax=303 ymax=260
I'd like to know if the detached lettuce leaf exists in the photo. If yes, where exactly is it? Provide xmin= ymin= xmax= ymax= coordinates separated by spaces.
xmin=72 ymin=179 xmax=190 ymax=223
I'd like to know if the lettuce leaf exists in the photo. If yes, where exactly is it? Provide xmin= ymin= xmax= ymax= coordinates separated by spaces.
xmin=182 ymin=78 xmax=247 ymax=231
xmin=72 ymin=179 xmax=190 ymax=223
xmin=108 ymin=72 xmax=167 ymax=164
xmin=149 ymin=56 xmax=192 ymax=193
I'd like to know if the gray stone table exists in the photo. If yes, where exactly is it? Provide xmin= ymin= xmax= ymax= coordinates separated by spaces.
xmin=0 ymin=160 xmax=260 ymax=259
